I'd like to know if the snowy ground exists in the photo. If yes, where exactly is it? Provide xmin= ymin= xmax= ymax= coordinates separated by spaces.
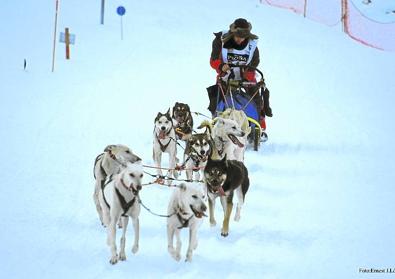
xmin=1 ymin=0 xmax=394 ymax=278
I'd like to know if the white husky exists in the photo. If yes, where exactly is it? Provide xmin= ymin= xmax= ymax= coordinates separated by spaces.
xmin=98 ymin=162 xmax=143 ymax=264
xmin=93 ymin=144 xmax=141 ymax=224
xmin=153 ymin=109 xmax=178 ymax=182
xmin=204 ymin=117 xmax=245 ymax=161
xmin=219 ymin=109 xmax=251 ymax=161
xmin=167 ymin=183 xmax=207 ymax=262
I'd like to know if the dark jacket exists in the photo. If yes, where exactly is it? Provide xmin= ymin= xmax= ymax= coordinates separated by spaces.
xmin=210 ymin=31 xmax=260 ymax=81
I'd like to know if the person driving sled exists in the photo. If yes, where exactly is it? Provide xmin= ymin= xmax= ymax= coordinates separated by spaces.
xmin=207 ymin=18 xmax=272 ymax=130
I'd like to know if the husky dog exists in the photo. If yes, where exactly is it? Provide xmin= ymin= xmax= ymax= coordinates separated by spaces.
xmin=153 ymin=109 xmax=178 ymax=181
xmin=167 ymin=183 xmax=207 ymax=262
xmin=98 ymin=162 xmax=143 ymax=264
xmin=204 ymin=155 xmax=249 ymax=237
xmin=219 ymin=109 xmax=251 ymax=161
xmin=172 ymin=102 xmax=194 ymax=141
xmin=183 ymin=132 xmax=212 ymax=181
xmin=199 ymin=117 xmax=245 ymax=161
xmin=93 ymin=144 xmax=141 ymax=224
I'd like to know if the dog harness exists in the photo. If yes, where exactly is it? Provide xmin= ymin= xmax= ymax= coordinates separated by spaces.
xmin=101 ymin=174 xmax=114 ymax=209
xmin=115 ymin=187 xmax=138 ymax=217
xmin=176 ymin=209 xmax=194 ymax=229
xmin=101 ymin=176 xmax=139 ymax=217
xmin=156 ymin=129 xmax=173 ymax=152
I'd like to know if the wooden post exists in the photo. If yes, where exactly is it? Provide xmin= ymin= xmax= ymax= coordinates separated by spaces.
xmin=100 ymin=0 xmax=105 ymax=24
xmin=341 ymin=0 xmax=348 ymax=33
xmin=52 ymin=0 xmax=60 ymax=72
xmin=65 ymin=28 xmax=70 ymax=59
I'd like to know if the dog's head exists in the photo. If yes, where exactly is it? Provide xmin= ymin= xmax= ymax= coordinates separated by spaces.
xmin=104 ymin=144 xmax=141 ymax=164
xmin=213 ymin=117 xmax=245 ymax=148
xmin=172 ymin=102 xmax=191 ymax=122
xmin=177 ymin=183 xmax=207 ymax=218
xmin=154 ymin=109 xmax=173 ymax=139
xmin=119 ymin=162 xmax=143 ymax=192
xmin=204 ymin=155 xmax=228 ymax=194
xmin=187 ymin=133 xmax=212 ymax=160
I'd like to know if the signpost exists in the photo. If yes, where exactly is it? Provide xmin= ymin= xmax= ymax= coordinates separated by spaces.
xmin=100 ymin=0 xmax=105 ymax=24
xmin=117 ymin=6 xmax=126 ymax=40
xmin=59 ymin=28 xmax=76 ymax=60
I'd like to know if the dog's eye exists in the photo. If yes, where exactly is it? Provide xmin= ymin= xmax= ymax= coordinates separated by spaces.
xmin=125 ymin=150 xmax=130 ymax=154
xmin=192 ymin=195 xmax=198 ymax=199
xmin=140 ymin=174 xmax=143 ymax=178
xmin=130 ymin=173 xmax=135 ymax=178
xmin=165 ymin=121 xmax=169 ymax=124
xmin=202 ymin=195 xmax=205 ymax=199
xmin=232 ymin=126 xmax=236 ymax=129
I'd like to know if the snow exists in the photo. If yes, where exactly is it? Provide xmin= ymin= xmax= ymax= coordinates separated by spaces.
xmin=1 ymin=0 xmax=394 ymax=278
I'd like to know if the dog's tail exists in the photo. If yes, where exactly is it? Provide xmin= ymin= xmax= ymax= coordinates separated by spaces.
xmin=198 ymin=120 xmax=213 ymax=135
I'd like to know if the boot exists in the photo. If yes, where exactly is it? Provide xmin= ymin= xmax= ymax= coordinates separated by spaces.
xmin=263 ymin=88 xmax=273 ymax=117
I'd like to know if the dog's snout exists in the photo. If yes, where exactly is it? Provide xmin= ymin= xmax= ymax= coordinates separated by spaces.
xmin=201 ymin=204 xmax=207 ymax=212
xmin=161 ymin=126 xmax=166 ymax=131
xmin=200 ymin=150 xmax=205 ymax=155
xmin=137 ymin=184 xmax=142 ymax=191
xmin=241 ymin=131 xmax=245 ymax=137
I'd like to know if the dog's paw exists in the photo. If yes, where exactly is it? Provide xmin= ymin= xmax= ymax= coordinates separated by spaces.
xmin=118 ymin=252 xmax=127 ymax=261
xmin=132 ymin=245 xmax=139 ymax=254
xmin=169 ymin=250 xmax=181 ymax=261
xmin=173 ymin=253 xmax=181 ymax=262
xmin=234 ymin=214 xmax=241 ymax=222
xmin=221 ymin=228 xmax=229 ymax=237
xmin=209 ymin=219 xmax=217 ymax=227
xmin=109 ymin=255 xmax=118 ymax=265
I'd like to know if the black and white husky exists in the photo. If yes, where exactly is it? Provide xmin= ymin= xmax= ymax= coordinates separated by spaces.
xmin=183 ymin=132 xmax=212 ymax=181
xmin=203 ymin=155 xmax=249 ymax=237
xmin=98 ymin=162 xmax=143 ymax=264
xmin=153 ymin=109 xmax=178 ymax=181
xmin=167 ymin=183 xmax=207 ymax=262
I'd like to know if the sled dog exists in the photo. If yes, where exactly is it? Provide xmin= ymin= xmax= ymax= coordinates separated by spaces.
xmin=203 ymin=155 xmax=249 ymax=236
xmin=93 ymin=144 xmax=141 ymax=224
xmin=167 ymin=183 xmax=207 ymax=262
xmin=183 ymin=132 xmax=212 ymax=181
xmin=98 ymin=162 xmax=143 ymax=264
xmin=153 ymin=109 xmax=178 ymax=181
xmin=172 ymin=102 xmax=194 ymax=141
xmin=219 ymin=108 xmax=251 ymax=161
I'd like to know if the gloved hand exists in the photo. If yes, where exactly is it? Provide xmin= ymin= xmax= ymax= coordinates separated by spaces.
xmin=219 ymin=63 xmax=230 ymax=73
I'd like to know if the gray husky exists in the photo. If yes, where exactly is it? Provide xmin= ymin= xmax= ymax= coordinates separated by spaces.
xmin=203 ymin=155 xmax=249 ymax=237
xmin=183 ymin=132 xmax=212 ymax=181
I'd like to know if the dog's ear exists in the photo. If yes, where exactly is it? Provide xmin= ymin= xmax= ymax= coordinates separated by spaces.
xmin=166 ymin=108 xmax=171 ymax=116
xmin=154 ymin=113 xmax=162 ymax=123
xmin=179 ymin=183 xmax=187 ymax=191
xmin=104 ymin=145 xmax=116 ymax=152
xmin=222 ymin=154 xmax=227 ymax=165
xmin=185 ymin=104 xmax=190 ymax=111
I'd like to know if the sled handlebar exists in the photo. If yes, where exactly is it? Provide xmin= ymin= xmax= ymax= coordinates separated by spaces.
xmin=228 ymin=65 xmax=264 ymax=81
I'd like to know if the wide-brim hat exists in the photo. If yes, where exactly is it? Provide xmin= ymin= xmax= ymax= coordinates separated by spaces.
xmin=222 ymin=18 xmax=258 ymax=43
